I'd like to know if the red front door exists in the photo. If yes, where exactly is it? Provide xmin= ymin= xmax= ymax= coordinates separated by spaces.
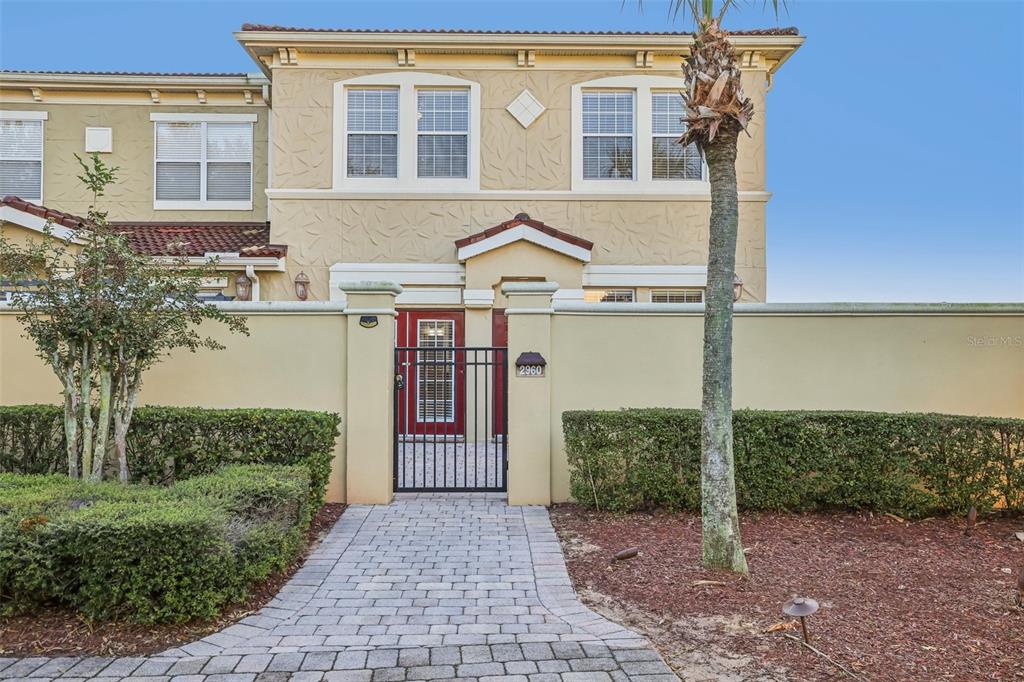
xmin=396 ymin=310 xmax=466 ymax=436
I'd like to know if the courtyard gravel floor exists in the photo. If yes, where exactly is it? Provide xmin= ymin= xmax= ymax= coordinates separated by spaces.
xmin=0 ymin=494 xmax=677 ymax=681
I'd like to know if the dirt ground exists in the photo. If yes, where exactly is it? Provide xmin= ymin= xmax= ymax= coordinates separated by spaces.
xmin=551 ymin=505 xmax=1024 ymax=682
xmin=0 ymin=503 xmax=346 ymax=657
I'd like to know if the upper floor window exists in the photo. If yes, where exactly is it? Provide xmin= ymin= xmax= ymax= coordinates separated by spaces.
xmin=572 ymin=76 xmax=706 ymax=192
xmin=334 ymin=73 xmax=480 ymax=191
xmin=151 ymin=113 xmax=256 ymax=210
xmin=651 ymin=93 xmax=702 ymax=180
xmin=582 ymin=91 xmax=634 ymax=180
xmin=347 ymin=88 xmax=399 ymax=178
xmin=0 ymin=111 xmax=46 ymax=203
xmin=417 ymin=89 xmax=469 ymax=179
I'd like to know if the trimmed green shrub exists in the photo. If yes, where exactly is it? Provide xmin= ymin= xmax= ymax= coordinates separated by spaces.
xmin=0 ymin=464 xmax=313 ymax=622
xmin=0 ymin=406 xmax=339 ymax=509
xmin=563 ymin=409 xmax=1024 ymax=517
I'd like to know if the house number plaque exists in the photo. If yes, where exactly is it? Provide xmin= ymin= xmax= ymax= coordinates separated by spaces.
xmin=515 ymin=351 xmax=546 ymax=378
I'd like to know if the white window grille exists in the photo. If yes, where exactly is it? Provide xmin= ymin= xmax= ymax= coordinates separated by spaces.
xmin=155 ymin=121 xmax=252 ymax=205
xmin=347 ymin=88 xmax=399 ymax=178
xmin=651 ymin=288 xmax=704 ymax=303
xmin=651 ymin=92 xmax=702 ymax=180
xmin=581 ymin=91 xmax=634 ymax=179
xmin=417 ymin=89 xmax=469 ymax=178
xmin=583 ymin=288 xmax=636 ymax=303
xmin=0 ymin=118 xmax=43 ymax=201
xmin=416 ymin=319 xmax=456 ymax=422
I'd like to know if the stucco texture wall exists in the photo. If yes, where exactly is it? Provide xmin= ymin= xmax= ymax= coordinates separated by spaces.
xmin=266 ymin=197 xmax=766 ymax=302
xmin=541 ymin=311 xmax=1024 ymax=501
xmin=0 ymin=101 xmax=268 ymax=223
xmin=0 ymin=311 xmax=348 ymax=501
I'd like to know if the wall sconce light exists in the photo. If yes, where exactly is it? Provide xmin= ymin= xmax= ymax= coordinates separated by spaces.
xmin=294 ymin=271 xmax=310 ymax=301
xmin=733 ymin=274 xmax=744 ymax=302
xmin=234 ymin=272 xmax=252 ymax=301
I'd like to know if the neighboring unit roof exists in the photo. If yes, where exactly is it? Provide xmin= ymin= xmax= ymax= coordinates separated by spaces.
xmin=1 ymin=195 xmax=90 ymax=230
xmin=239 ymin=24 xmax=799 ymax=36
xmin=0 ymin=69 xmax=252 ymax=78
xmin=111 ymin=222 xmax=286 ymax=258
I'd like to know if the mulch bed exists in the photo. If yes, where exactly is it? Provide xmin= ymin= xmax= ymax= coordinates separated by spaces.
xmin=551 ymin=505 xmax=1024 ymax=681
xmin=0 ymin=503 xmax=345 ymax=657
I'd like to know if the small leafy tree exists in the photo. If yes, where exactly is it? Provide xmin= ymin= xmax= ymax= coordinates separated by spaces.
xmin=0 ymin=153 xmax=247 ymax=482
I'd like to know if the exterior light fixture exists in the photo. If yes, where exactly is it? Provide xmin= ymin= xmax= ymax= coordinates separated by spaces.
xmin=733 ymin=274 xmax=744 ymax=302
xmin=783 ymin=596 xmax=819 ymax=644
xmin=234 ymin=272 xmax=252 ymax=301
xmin=294 ymin=271 xmax=310 ymax=301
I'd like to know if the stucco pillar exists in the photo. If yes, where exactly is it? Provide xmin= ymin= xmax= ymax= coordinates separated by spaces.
xmin=502 ymin=282 xmax=558 ymax=506
xmin=339 ymin=281 xmax=400 ymax=505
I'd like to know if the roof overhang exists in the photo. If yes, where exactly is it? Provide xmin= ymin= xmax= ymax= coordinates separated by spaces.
xmin=153 ymin=253 xmax=286 ymax=272
xmin=457 ymin=223 xmax=592 ymax=263
xmin=234 ymin=28 xmax=804 ymax=78
xmin=0 ymin=204 xmax=85 ymax=244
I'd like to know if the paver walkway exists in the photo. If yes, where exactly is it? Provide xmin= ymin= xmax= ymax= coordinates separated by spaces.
xmin=0 ymin=494 xmax=677 ymax=681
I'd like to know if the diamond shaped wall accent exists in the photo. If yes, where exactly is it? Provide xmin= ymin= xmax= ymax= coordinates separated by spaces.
xmin=506 ymin=89 xmax=546 ymax=129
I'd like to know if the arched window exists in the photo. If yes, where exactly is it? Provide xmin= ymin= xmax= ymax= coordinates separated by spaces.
xmin=332 ymin=72 xmax=481 ymax=191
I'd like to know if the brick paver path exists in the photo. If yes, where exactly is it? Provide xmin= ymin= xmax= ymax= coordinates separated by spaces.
xmin=0 ymin=494 xmax=677 ymax=681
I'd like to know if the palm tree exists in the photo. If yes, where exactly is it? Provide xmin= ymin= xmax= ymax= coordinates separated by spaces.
xmin=668 ymin=0 xmax=783 ymax=573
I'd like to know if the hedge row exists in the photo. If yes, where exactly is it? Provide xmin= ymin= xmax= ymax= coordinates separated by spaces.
xmin=0 ymin=465 xmax=312 ymax=623
xmin=563 ymin=409 xmax=1024 ymax=517
xmin=0 ymin=406 xmax=340 ymax=508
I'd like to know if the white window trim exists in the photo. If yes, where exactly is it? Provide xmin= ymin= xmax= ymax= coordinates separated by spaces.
xmin=333 ymin=72 xmax=481 ymax=191
xmin=150 ymin=114 xmax=255 ymax=211
xmin=571 ymin=75 xmax=709 ymax=193
xmin=583 ymin=264 xmax=708 ymax=287
xmin=0 ymin=111 xmax=47 ymax=203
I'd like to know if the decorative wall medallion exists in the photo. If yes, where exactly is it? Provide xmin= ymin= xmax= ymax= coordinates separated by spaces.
xmin=506 ymin=89 xmax=546 ymax=129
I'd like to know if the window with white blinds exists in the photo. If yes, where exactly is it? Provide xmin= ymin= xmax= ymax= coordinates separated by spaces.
xmin=154 ymin=120 xmax=252 ymax=206
xmin=651 ymin=288 xmax=704 ymax=303
xmin=416 ymin=319 xmax=456 ymax=422
xmin=347 ymin=88 xmax=399 ymax=178
xmin=417 ymin=89 xmax=469 ymax=179
xmin=583 ymin=288 xmax=636 ymax=303
xmin=652 ymin=92 xmax=703 ymax=180
xmin=0 ymin=118 xmax=44 ymax=202
xmin=582 ymin=91 xmax=634 ymax=179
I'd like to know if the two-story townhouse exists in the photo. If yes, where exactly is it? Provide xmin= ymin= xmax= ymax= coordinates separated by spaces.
xmin=1 ymin=25 xmax=802 ymax=333
xmin=0 ymin=70 xmax=279 ymax=298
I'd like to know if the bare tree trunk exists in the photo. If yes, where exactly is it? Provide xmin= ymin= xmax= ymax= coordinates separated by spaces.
xmin=90 ymin=368 xmax=112 ymax=481
xmin=61 ymin=356 xmax=80 ymax=479
xmin=113 ymin=369 xmax=142 ymax=483
xmin=700 ymin=126 xmax=748 ymax=574
xmin=79 ymin=342 xmax=94 ymax=478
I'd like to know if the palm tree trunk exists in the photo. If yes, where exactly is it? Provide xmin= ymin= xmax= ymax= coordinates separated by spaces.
xmin=700 ymin=125 xmax=748 ymax=573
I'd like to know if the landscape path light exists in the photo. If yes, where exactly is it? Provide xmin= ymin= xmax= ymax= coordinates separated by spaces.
xmin=783 ymin=596 xmax=819 ymax=644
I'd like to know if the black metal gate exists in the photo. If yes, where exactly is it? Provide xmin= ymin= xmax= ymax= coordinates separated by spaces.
xmin=394 ymin=346 xmax=508 ymax=492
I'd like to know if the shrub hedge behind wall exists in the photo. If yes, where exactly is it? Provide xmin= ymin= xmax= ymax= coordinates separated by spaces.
xmin=563 ymin=409 xmax=1024 ymax=517
xmin=0 ymin=406 xmax=340 ymax=508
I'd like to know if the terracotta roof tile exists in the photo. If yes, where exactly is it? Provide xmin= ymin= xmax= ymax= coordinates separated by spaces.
xmin=455 ymin=213 xmax=594 ymax=251
xmin=1 ymin=195 xmax=90 ymax=230
xmin=239 ymin=24 xmax=799 ymax=37
xmin=111 ymin=222 xmax=286 ymax=258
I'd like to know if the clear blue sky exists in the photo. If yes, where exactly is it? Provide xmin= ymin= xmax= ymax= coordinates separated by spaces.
xmin=1 ymin=0 xmax=1022 ymax=302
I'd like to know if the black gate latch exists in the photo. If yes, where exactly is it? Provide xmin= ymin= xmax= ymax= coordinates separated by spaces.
xmin=394 ymin=373 xmax=405 ymax=390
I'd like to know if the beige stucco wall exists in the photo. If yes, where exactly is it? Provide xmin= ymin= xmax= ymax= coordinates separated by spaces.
xmin=0 ymin=100 xmax=268 ymax=223
xmin=266 ymin=58 xmax=770 ymax=303
xmin=0 ymin=309 xmax=349 ymax=502
xmin=540 ymin=310 xmax=1024 ymax=501
xmin=267 ymin=197 xmax=766 ymax=302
